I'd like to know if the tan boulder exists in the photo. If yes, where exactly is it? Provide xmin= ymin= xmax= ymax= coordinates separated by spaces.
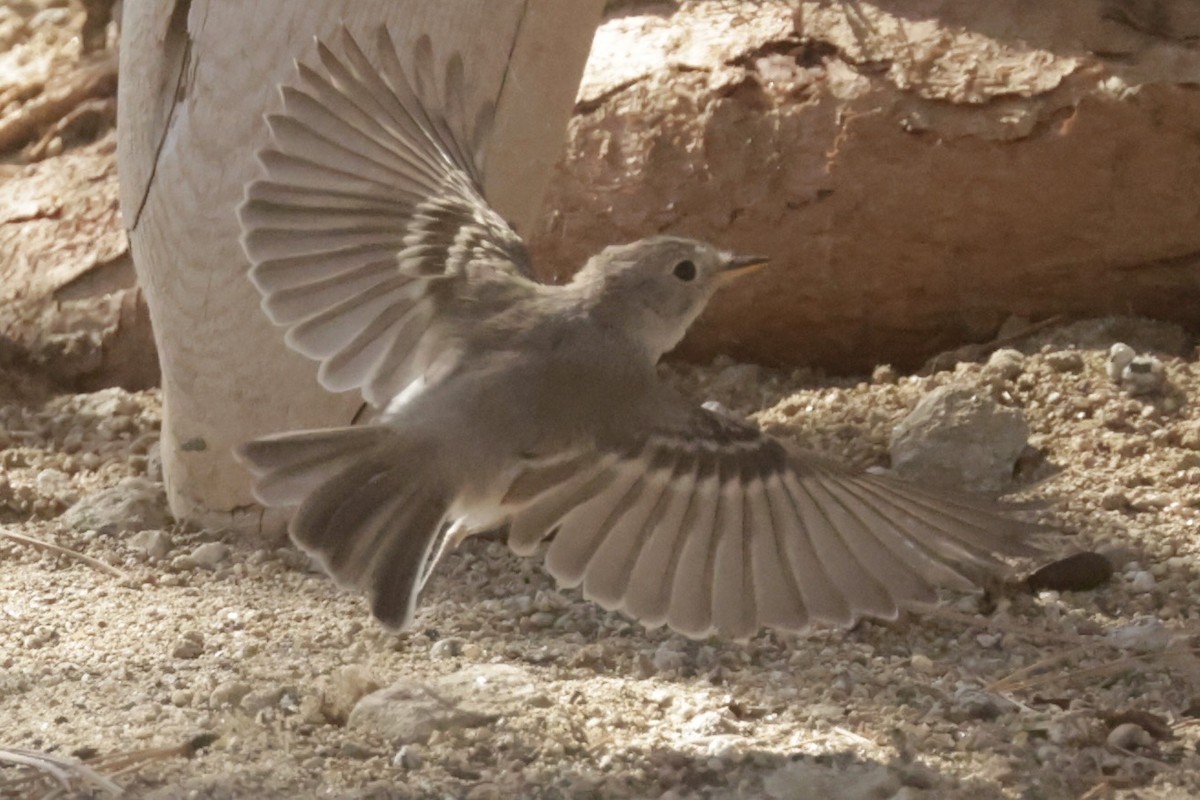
xmin=530 ymin=0 xmax=1200 ymax=370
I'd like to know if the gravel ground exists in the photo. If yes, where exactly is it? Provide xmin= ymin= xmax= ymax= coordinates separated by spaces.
xmin=4 ymin=4 xmax=1200 ymax=799
xmin=3 ymin=317 xmax=1200 ymax=799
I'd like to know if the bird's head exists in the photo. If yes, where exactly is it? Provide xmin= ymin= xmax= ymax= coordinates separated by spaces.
xmin=572 ymin=236 xmax=768 ymax=359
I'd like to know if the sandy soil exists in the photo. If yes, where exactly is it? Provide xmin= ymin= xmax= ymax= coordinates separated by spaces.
xmin=3 ymin=318 xmax=1200 ymax=799
xmin=4 ymin=3 xmax=1200 ymax=799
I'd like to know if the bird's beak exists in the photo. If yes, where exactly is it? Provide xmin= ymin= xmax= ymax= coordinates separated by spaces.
xmin=716 ymin=254 xmax=769 ymax=286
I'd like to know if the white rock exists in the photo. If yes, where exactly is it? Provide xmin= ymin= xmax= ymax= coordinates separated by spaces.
xmin=1107 ymin=617 xmax=1170 ymax=652
xmin=430 ymin=637 xmax=465 ymax=659
xmin=652 ymin=642 xmax=686 ymax=673
xmin=171 ymin=632 xmax=204 ymax=660
xmin=35 ymin=469 xmax=75 ymax=503
xmin=61 ymin=477 xmax=170 ymax=534
xmin=682 ymin=709 xmax=738 ymax=737
xmin=1107 ymin=343 xmax=1136 ymax=381
xmin=910 ymin=653 xmax=935 ymax=674
xmin=763 ymin=759 xmax=899 ymax=800
xmin=890 ymin=384 xmax=1029 ymax=491
xmin=210 ymin=680 xmax=252 ymax=709
xmin=127 ymin=529 xmax=173 ymax=560
xmin=240 ymin=687 xmax=286 ymax=714
xmin=349 ymin=664 xmax=546 ymax=744
xmin=1130 ymin=570 xmax=1156 ymax=592
xmin=392 ymin=744 xmax=423 ymax=769
xmin=190 ymin=542 xmax=230 ymax=570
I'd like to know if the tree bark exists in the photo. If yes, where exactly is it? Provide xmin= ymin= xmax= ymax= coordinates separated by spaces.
xmin=118 ymin=0 xmax=603 ymax=529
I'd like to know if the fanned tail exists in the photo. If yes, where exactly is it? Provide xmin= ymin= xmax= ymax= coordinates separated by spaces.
xmin=236 ymin=425 xmax=451 ymax=629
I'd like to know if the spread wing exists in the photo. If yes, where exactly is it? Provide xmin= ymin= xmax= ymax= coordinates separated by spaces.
xmin=238 ymin=25 xmax=536 ymax=407
xmin=502 ymin=401 xmax=1043 ymax=641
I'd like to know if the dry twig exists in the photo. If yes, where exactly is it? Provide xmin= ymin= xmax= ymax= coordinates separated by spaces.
xmin=0 ymin=528 xmax=128 ymax=580
xmin=0 ymin=734 xmax=217 ymax=798
xmin=0 ymin=746 xmax=122 ymax=797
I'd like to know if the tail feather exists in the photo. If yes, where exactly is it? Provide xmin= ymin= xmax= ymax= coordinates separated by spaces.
xmin=236 ymin=425 xmax=450 ymax=630
xmin=237 ymin=426 xmax=390 ymax=505
xmin=367 ymin=485 xmax=452 ymax=628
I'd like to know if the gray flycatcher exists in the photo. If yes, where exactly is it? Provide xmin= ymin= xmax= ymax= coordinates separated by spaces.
xmin=235 ymin=26 xmax=1041 ymax=641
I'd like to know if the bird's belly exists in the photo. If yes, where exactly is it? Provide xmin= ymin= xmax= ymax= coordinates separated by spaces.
xmin=384 ymin=376 xmax=569 ymax=517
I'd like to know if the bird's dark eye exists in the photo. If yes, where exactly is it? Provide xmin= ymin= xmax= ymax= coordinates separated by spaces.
xmin=672 ymin=260 xmax=697 ymax=281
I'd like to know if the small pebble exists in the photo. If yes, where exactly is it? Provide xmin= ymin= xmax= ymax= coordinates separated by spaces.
xmin=430 ymin=637 xmax=465 ymax=659
xmin=241 ymin=687 xmax=285 ymax=714
xmin=985 ymin=348 xmax=1025 ymax=380
xmin=1131 ymin=492 xmax=1170 ymax=512
xmin=871 ymin=363 xmax=900 ymax=384
xmin=128 ymin=529 xmax=173 ymax=560
xmin=393 ymin=744 xmax=423 ymax=769
xmin=1107 ymin=722 xmax=1153 ymax=750
xmin=1122 ymin=355 xmax=1167 ymax=395
xmin=337 ymin=742 xmax=375 ymax=760
xmin=951 ymin=686 xmax=1007 ymax=721
xmin=1130 ymin=571 xmax=1156 ymax=592
xmin=210 ymin=680 xmax=252 ymax=709
xmin=1107 ymin=617 xmax=1170 ymax=652
xmin=1044 ymin=350 xmax=1083 ymax=373
xmin=466 ymin=783 xmax=501 ymax=800
xmin=1107 ymin=343 xmax=1136 ymax=381
xmin=172 ymin=632 xmax=205 ymax=660
xmin=190 ymin=542 xmax=230 ymax=570
xmin=1100 ymin=491 xmax=1129 ymax=511
xmin=652 ymin=643 xmax=686 ymax=673
xmin=910 ymin=653 xmax=935 ymax=674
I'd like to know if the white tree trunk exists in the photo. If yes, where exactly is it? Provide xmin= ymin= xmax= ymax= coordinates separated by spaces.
xmin=118 ymin=0 xmax=603 ymax=530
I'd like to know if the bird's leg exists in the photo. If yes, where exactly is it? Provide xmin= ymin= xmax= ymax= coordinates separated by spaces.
xmin=445 ymin=519 xmax=471 ymax=549
xmin=417 ymin=519 xmax=482 ymax=593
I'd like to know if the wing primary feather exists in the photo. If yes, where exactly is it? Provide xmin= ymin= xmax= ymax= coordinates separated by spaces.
xmin=545 ymin=452 xmax=659 ymax=587
xmin=711 ymin=469 xmax=755 ymax=640
xmin=665 ymin=457 xmax=722 ymax=638
xmin=251 ymin=149 xmax=406 ymax=198
xmin=768 ymin=472 xmax=853 ymax=626
xmin=506 ymin=463 xmax=617 ymax=556
xmin=803 ymin=472 xmax=931 ymax=609
xmin=285 ymin=278 xmax=416 ymax=359
xmin=621 ymin=452 xmax=699 ymax=627
xmin=372 ymin=29 xmax=459 ymax=173
xmin=249 ymin=248 xmax=398 ymax=296
xmin=278 ymin=86 xmax=446 ymax=189
xmin=407 ymin=36 xmax=475 ymax=179
xmin=848 ymin=473 xmax=1038 ymax=561
xmin=583 ymin=450 xmax=681 ymax=608
xmin=288 ymin=65 xmax=449 ymax=187
xmin=817 ymin=476 xmax=982 ymax=592
xmin=323 ymin=33 xmax=433 ymax=163
xmin=266 ymin=115 xmax=422 ymax=191
xmin=242 ymin=182 xmax=416 ymax=218
xmin=316 ymin=294 xmax=433 ymax=395
xmin=439 ymin=53 xmax=485 ymax=186
xmin=748 ymin=473 xmax=810 ymax=631
xmin=784 ymin=470 xmax=897 ymax=620
xmin=262 ymin=260 xmax=402 ymax=325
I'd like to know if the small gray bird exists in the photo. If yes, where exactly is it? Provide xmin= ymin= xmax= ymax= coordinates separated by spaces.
xmin=236 ymin=26 xmax=1040 ymax=640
